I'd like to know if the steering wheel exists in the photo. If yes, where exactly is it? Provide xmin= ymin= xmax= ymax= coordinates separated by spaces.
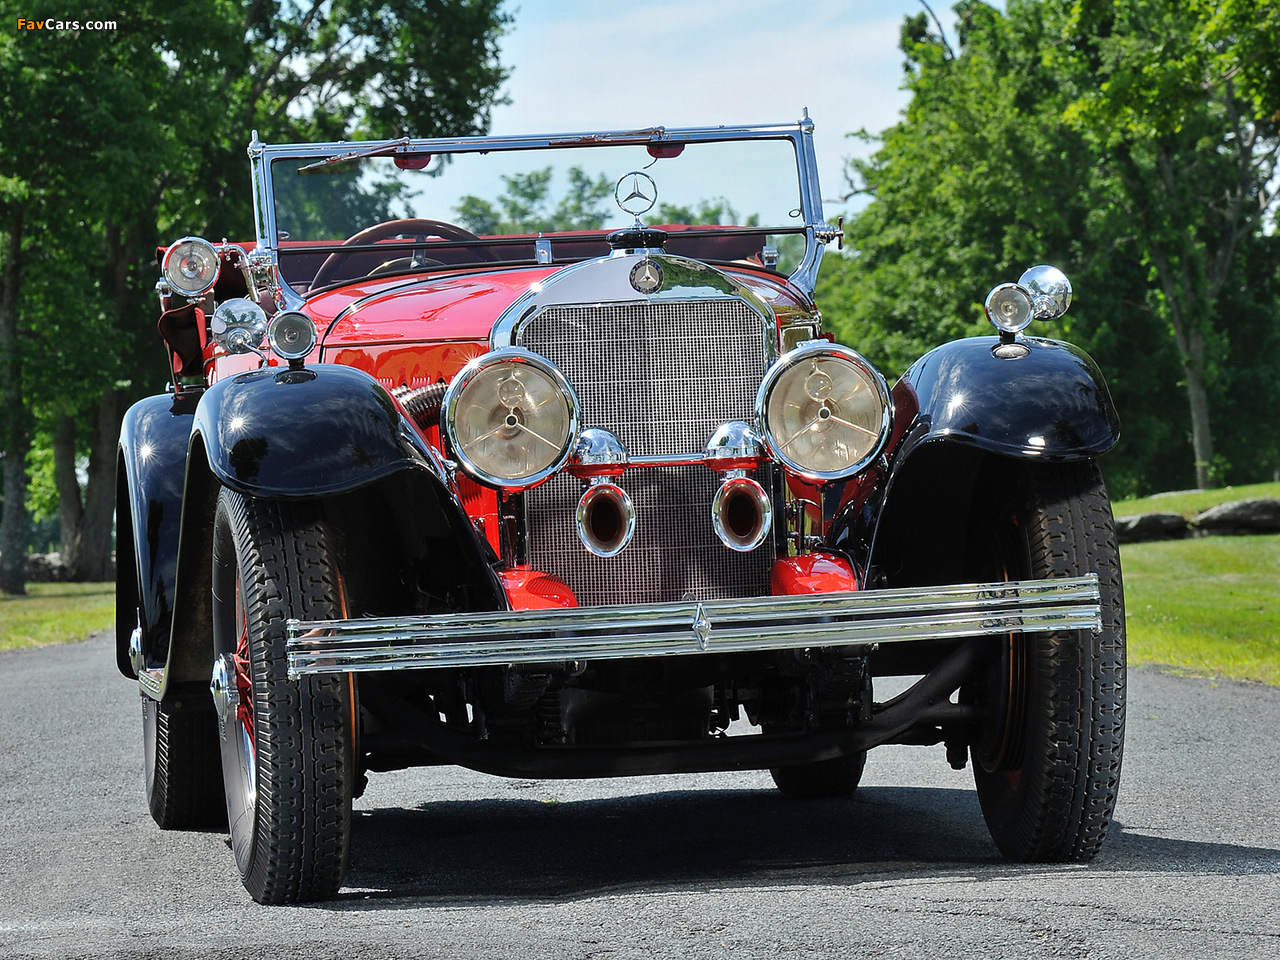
xmin=311 ymin=218 xmax=496 ymax=288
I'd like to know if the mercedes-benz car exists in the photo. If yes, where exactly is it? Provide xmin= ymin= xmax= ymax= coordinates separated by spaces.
xmin=117 ymin=116 xmax=1125 ymax=904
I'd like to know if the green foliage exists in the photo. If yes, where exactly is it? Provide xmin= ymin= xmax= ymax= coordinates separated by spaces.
xmin=163 ymin=0 xmax=511 ymax=241
xmin=821 ymin=0 xmax=1280 ymax=498
xmin=24 ymin=441 xmax=58 ymax=524
xmin=654 ymin=199 xmax=759 ymax=227
xmin=455 ymin=167 xmax=614 ymax=234
xmin=0 ymin=0 xmax=512 ymax=580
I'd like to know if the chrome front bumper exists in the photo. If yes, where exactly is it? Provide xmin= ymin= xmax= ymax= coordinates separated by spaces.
xmin=285 ymin=574 xmax=1100 ymax=678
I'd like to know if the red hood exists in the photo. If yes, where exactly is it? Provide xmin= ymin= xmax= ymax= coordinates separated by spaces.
xmin=310 ymin=266 xmax=555 ymax=347
xmin=309 ymin=262 xmax=812 ymax=350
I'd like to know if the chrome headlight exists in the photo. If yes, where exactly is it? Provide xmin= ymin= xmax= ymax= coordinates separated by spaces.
xmin=756 ymin=342 xmax=892 ymax=481
xmin=443 ymin=348 xmax=580 ymax=489
xmin=984 ymin=265 xmax=1073 ymax=335
xmin=1018 ymin=264 xmax=1072 ymax=320
xmin=210 ymin=298 xmax=267 ymax=355
xmin=267 ymin=310 xmax=317 ymax=361
xmin=162 ymin=237 xmax=220 ymax=297
xmin=984 ymin=283 xmax=1035 ymax=334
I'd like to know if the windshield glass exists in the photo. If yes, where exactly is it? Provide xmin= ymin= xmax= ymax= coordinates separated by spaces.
xmin=268 ymin=137 xmax=806 ymax=292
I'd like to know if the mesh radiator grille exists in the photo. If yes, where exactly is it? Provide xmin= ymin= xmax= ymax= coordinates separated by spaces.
xmin=520 ymin=299 xmax=773 ymax=606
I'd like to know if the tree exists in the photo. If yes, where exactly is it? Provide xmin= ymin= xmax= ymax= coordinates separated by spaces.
xmin=0 ymin=0 xmax=511 ymax=591
xmin=455 ymin=167 xmax=615 ymax=235
xmin=654 ymin=199 xmax=759 ymax=226
xmin=0 ymin=5 xmax=156 ymax=590
xmin=1056 ymin=0 xmax=1280 ymax=489
xmin=821 ymin=0 xmax=1280 ymax=496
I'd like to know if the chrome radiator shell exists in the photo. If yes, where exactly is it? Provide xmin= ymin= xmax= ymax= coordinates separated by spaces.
xmin=519 ymin=295 xmax=774 ymax=605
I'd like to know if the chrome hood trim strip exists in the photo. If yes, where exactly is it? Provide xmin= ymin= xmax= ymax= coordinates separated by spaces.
xmin=286 ymin=574 xmax=1101 ymax=677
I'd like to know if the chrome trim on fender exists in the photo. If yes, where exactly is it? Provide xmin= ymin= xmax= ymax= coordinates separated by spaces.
xmin=286 ymin=574 xmax=1101 ymax=677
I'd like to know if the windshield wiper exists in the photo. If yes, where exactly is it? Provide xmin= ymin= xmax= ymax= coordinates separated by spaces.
xmin=297 ymin=137 xmax=415 ymax=173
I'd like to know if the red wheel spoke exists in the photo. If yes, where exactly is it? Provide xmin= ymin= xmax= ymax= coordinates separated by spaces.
xmin=233 ymin=578 xmax=254 ymax=740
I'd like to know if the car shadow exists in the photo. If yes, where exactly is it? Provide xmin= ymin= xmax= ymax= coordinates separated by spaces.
xmin=323 ymin=785 xmax=1280 ymax=910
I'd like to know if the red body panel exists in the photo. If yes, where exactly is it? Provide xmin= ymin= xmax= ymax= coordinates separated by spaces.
xmin=313 ymin=268 xmax=557 ymax=346
xmin=770 ymin=553 xmax=860 ymax=595
xmin=309 ymin=263 xmax=809 ymax=350
xmin=498 ymin=569 xmax=579 ymax=610
xmin=327 ymin=340 xmax=490 ymax=390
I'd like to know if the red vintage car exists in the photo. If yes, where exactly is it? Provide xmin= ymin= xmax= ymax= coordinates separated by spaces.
xmin=117 ymin=118 xmax=1124 ymax=904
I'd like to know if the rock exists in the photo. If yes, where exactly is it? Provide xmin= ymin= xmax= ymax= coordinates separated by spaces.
xmin=1192 ymin=498 xmax=1280 ymax=536
xmin=24 ymin=552 xmax=71 ymax=583
xmin=1114 ymin=512 xmax=1190 ymax=544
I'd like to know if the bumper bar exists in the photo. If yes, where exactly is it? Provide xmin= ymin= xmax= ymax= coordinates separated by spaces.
xmin=286 ymin=574 xmax=1100 ymax=678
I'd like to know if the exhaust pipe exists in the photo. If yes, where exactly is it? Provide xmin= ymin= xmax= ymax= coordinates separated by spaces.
xmin=576 ymin=479 xmax=636 ymax=557
xmin=712 ymin=475 xmax=772 ymax=552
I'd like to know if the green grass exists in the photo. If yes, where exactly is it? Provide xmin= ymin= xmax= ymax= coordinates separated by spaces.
xmin=0 ymin=582 xmax=115 ymax=651
xmin=1122 ymin=534 xmax=1280 ymax=685
xmin=1112 ymin=481 xmax=1280 ymax=517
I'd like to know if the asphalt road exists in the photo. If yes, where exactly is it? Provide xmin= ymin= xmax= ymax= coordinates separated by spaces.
xmin=2 ymin=632 xmax=1277 ymax=960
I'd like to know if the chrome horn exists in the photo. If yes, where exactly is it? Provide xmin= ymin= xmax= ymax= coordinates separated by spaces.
xmin=712 ymin=475 xmax=772 ymax=552
xmin=576 ymin=480 xmax=636 ymax=557
xmin=704 ymin=421 xmax=772 ymax=552
xmin=568 ymin=428 xmax=635 ymax=557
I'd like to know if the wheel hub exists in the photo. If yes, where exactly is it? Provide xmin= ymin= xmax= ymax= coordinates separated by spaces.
xmin=210 ymin=654 xmax=240 ymax=728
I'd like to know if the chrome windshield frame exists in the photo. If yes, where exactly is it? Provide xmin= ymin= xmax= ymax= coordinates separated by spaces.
xmin=247 ymin=117 xmax=832 ymax=303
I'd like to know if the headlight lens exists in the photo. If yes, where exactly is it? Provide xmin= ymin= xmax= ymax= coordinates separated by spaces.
xmin=984 ymin=282 xmax=1035 ymax=333
xmin=443 ymin=349 xmax=579 ymax=489
xmin=162 ymin=237 xmax=220 ymax=297
xmin=756 ymin=343 xmax=892 ymax=481
xmin=267 ymin=310 xmax=317 ymax=361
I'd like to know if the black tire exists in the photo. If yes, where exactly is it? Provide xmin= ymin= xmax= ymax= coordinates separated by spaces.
xmin=142 ymin=694 xmax=226 ymax=829
xmin=966 ymin=460 xmax=1125 ymax=862
xmin=211 ymin=488 xmax=354 ymax=905
xmin=770 ymin=751 xmax=867 ymax=799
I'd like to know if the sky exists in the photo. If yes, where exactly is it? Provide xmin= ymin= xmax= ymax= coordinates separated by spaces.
xmin=482 ymin=0 xmax=958 ymax=212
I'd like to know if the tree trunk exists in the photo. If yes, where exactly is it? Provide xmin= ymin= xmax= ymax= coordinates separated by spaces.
xmin=66 ymin=220 xmax=143 ymax=583
xmin=1148 ymin=243 xmax=1217 ymax=490
xmin=1184 ymin=326 xmax=1215 ymax=491
xmin=73 ymin=389 xmax=123 ymax=581
xmin=0 ymin=206 xmax=27 ymax=594
xmin=53 ymin=414 xmax=84 ymax=572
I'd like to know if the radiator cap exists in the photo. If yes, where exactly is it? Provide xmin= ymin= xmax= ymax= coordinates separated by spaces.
xmin=607 ymin=227 xmax=667 ymax=252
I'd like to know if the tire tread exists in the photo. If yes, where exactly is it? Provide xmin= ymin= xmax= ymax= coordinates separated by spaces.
xmin=982 ymin=461 xmax=1126 ymax=862
xmin=218 ymin=491 xmax=351 ymax=904
xmin=147 ymin=700 xmax=226 ymax=829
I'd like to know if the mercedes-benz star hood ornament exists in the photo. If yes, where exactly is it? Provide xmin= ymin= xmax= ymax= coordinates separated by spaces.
xmin=615 ymin=171 xmax=658 ymax=218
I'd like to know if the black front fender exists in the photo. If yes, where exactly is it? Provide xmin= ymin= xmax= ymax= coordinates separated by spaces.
xmin=827 ymin=335 xmax=1119 ymax=574
xmin=194 ymin=363 xmax=446 ymax=498
xmin=115 ymin=391 xmax=197 ymax=678
xmin=899 ymin=335 xmax=1119 ymax=459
